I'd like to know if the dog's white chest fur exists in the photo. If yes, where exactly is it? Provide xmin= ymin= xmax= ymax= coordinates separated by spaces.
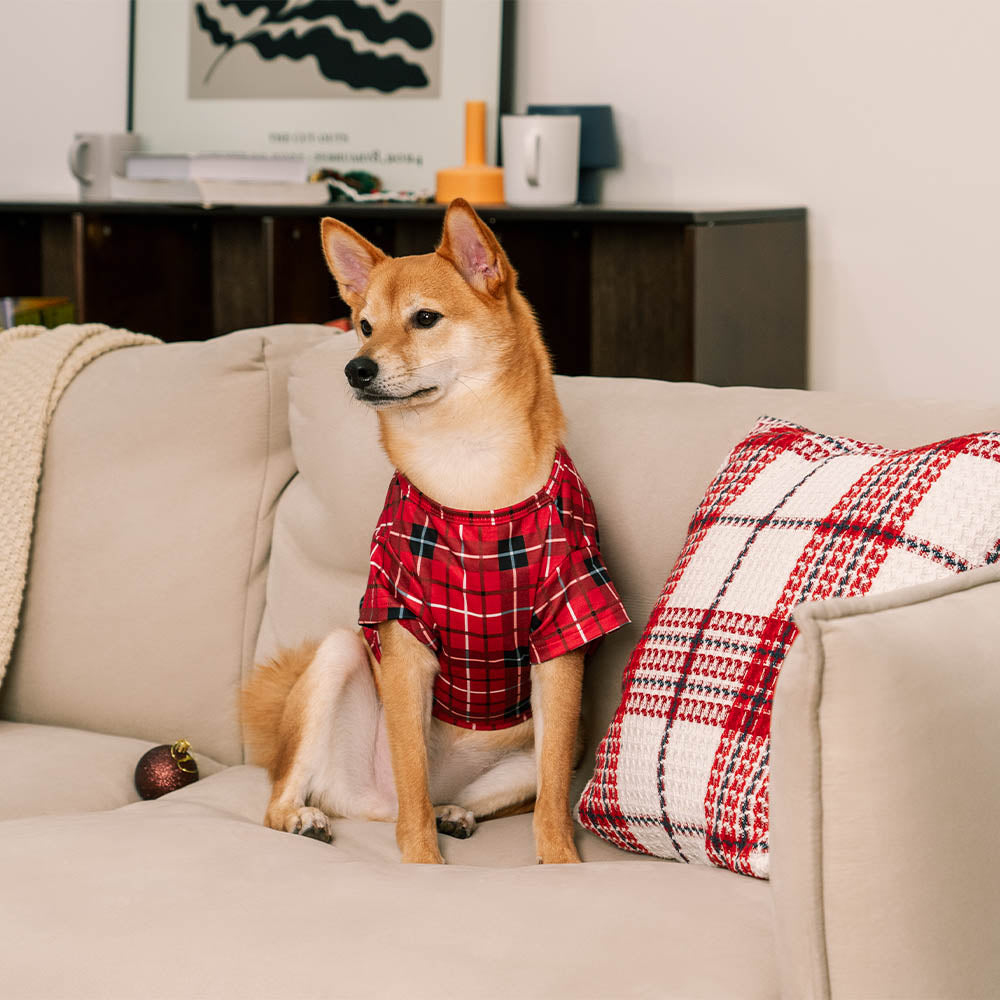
xmin=385 ymin=411 xmax=552 ymax=511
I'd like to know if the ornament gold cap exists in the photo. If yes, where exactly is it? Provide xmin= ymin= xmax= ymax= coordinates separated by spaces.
xmin=170 ymin=739 xmax=197 ymax=774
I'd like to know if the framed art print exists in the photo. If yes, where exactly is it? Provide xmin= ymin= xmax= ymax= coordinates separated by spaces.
xmin=129 ymin=0 xmax=504 ymax=191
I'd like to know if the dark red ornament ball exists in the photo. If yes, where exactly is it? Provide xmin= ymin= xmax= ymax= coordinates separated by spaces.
xmin=134 ymin=739 xmax=199 ymax=799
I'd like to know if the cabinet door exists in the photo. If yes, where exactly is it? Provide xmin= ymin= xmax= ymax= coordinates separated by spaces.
xmin=689 ymin=219 xmax=807 ymax=388
xmin=409 ymin=212 xmax=592 ymax=377
xmin=268 ymin=215 xmax=394 ymax=327
xmin=80 ymin=214 xmax=212 ymax=341
xmin=589 ymin=222 xmax=693 ymax=382
xmin=210 ymin=216 xmax=269 ymax=335
xmin=481 ymin=218 xmax=592 ymax=376
xmin=0 ymin=214 xmax=42 ymax=293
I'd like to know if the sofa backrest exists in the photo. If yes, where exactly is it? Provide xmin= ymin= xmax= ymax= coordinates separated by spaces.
xmin=7 ymin=319 xmax=994 ymax=774
xmin=0 ymin=324 xmax=328 ymax=765
xmin=260 ymin=333 xmax=1000 ymax=777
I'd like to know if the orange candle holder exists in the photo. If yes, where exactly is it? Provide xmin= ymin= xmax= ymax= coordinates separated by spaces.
xmin=435 ymin=101 xmax=504 ymax=205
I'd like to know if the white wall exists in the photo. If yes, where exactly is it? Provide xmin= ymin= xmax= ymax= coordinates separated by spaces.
xmin=1 ymin=0 xmax=997 ymax=403
xmin=0 ymin=0 xmax=130 ymax=199
xmin=514 ymin=0 xmax=1000 ymax=402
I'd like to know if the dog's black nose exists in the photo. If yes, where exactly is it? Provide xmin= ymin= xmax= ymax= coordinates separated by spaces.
xmin=345 ymin=356 xmax=378 ymax=388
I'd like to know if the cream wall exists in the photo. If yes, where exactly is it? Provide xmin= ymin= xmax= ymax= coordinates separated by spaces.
xmin=514 ymin=0 xmax=1000 ymax=402
xmin=0 ymin=0 xmax=130 ymax=198
xmin=1 ymin=0 xmax=997 ymax=403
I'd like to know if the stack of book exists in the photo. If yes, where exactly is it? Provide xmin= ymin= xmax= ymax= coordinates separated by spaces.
xmin=1 ymin=297 xmax=75 ymax=329
xmin=111 ymin=153 xmax=330 ymax=206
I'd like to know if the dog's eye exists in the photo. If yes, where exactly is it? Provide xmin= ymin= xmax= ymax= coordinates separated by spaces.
xmin=414 ymin=309 xmax=441 ymax=329
xmin=359 ymin=318 xmax=372 ymax=337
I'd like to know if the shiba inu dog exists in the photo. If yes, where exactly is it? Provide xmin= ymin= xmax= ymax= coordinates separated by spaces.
xmin=242 ymin=199 xmax=628 ymax=864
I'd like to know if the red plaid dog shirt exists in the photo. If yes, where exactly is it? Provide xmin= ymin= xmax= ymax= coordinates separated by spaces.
xmin=360 ymin=447 xmax=630 ymax=730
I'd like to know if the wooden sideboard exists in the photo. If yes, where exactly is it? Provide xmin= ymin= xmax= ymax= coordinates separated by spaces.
xmin=0 ymin=201 xmax=806 ymax=386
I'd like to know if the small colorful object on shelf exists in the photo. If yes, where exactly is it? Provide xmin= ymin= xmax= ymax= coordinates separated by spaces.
xmin=310 ymin=168 xmax=432 ymax=204
xmin=311 ymin=168 xmax=382 ymax=198
xmin=134 ymin=739 xmax=200 ymax=799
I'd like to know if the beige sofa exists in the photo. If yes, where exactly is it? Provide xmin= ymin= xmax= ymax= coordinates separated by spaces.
xmin=1 ymin=324 xmax=998 ymax=1000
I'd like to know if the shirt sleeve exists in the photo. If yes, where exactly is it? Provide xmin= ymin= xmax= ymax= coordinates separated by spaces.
xmin=529 ymin=545 xmax=631 ymax=664
xmin=359 ymin=530 xmax=437 ymax=653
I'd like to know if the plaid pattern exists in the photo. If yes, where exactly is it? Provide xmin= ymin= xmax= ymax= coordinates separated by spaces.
xmin=361 ymin=448 xmax=630 ymax=730
xmin=577 ymin=417 xmax=1000 ymax=878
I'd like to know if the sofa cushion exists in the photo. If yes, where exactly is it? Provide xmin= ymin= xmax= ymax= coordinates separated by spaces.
xmin=0 ymin=720 xmax=224 ymax=820
xmin=136 ymin=762 xmax=656 ymax=866
xmin=254 ymin=332 xmax=392 ymax=666
xmin=577 ymin=417 xmax=1000 ymax=877
xmin=0 ymin=771 xmax=777 ymax=999
xmin=0 ymin=323 xmax=158 ymax=692
xmin=1 ymin=325 xmax=328 ymax=765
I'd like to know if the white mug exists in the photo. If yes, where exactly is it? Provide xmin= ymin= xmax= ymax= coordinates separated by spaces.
xmin=68 ymin=132 xmax=141 ymax=201
xmin=501 ymin=114 xmax=581 ymax=206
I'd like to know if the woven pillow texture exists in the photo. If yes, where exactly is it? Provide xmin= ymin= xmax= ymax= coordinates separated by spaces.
xmin=577 ymin=416 xmax=1000 ymax=878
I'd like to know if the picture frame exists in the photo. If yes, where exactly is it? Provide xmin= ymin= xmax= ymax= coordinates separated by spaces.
xmin=127 ymin=0 xmax=510 ymax=192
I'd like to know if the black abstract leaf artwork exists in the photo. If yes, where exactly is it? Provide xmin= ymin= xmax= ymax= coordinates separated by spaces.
xmin=218 ymin=1 xmax=289 ymax=18
xmin=196 ymin=0 xmax=435 ymax=93
xmin=195 ymin=4 xmax=236 ymax=47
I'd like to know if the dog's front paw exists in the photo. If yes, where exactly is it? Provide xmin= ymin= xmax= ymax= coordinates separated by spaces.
xmin=399 ymin=836 xmax=445 ymax=864
xmin=536 ymin=840 xmax=581 ymax=864
xmin=534 ymin=816 xmax=581 ymax=864
xmin=277 ymin=806 xmax=333 ymax=844
xmin=435 ymin=804 xmax=477 ymax=840
xmin=396 ymin=818 xmax=445 ymax=863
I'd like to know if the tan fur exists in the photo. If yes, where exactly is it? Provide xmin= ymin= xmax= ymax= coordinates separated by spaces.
xmin=244 ymin=201 xmax=586 ymax=863
xmin=531 ymin=653 xmax=586 ymax=864
xmin=241 ymin=639 xmax=319 ymax=778
xmin=374 ymin=621 xmax=444 ymax=863
xmin=488 ymin=799 xmax=537 ymax=819
xmin=322 ymin=202 xmax=565 ymax=510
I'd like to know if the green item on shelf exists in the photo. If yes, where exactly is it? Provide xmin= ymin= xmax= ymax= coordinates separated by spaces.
xmin=311 ymin=168 xmax=383 ymax=201
xmin=0 ymin=296 xmax=75 ymax=330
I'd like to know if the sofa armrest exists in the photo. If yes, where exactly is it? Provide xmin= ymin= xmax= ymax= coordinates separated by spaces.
xmin=769 ymin=564 xmax=1000 ymax=1000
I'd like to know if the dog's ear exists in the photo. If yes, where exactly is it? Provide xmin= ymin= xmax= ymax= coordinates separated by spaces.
xmin=436 ymin=199 xmax=512 ymax=299
xmin=320 ymin=218 xmax=387 ymax=307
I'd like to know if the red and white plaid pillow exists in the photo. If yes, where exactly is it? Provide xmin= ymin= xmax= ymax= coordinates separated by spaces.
xmin=577 ymin=417 xmax=1000 ymax=878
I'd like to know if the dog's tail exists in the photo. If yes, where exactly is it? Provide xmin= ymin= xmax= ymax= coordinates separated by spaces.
xmin=241 ymin=640 xmax=320 ymax=775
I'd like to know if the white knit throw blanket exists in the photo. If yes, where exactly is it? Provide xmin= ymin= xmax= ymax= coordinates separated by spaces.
xmin=0 ymin=323 xmax=159 ymax=688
